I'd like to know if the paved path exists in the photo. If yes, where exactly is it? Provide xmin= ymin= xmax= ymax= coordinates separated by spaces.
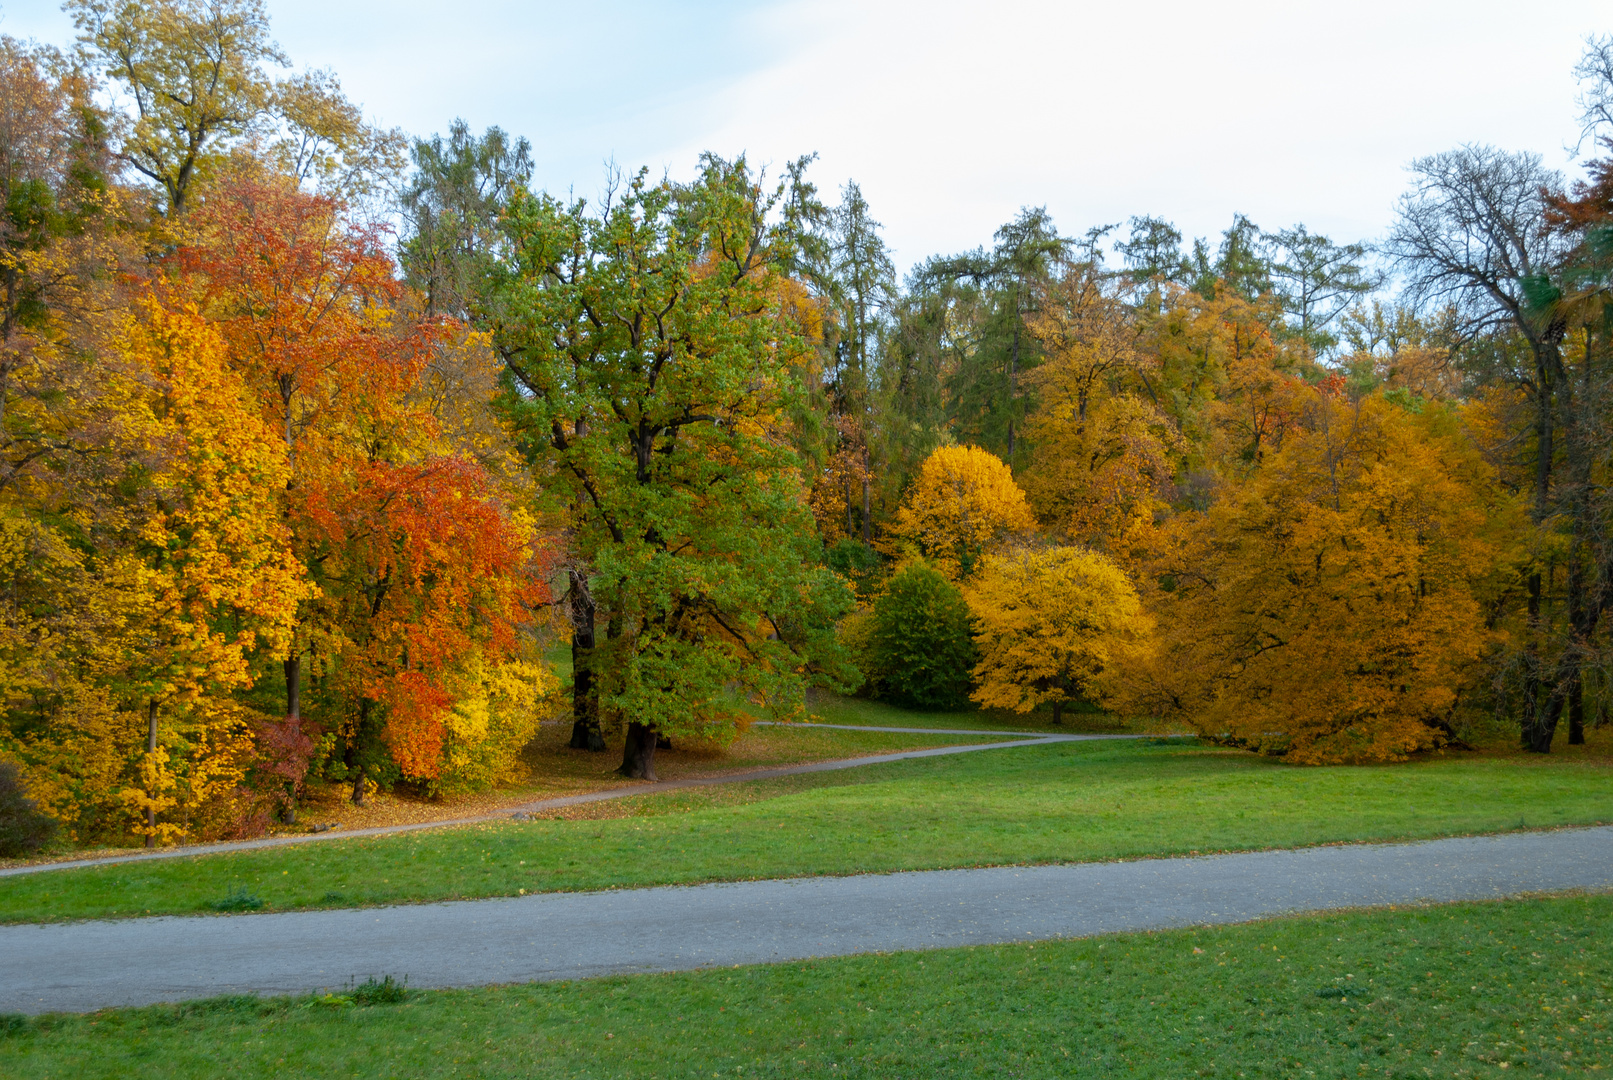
xmin=4 ymin=826 xmax=1609 ymax=1013
xmin=1 ymin=725 xmax=1126 ymax=879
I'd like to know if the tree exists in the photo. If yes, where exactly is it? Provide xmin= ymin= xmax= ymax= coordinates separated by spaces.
xmin=68 ymin=0 xmax=285 ymax=214
xmin=398 ymin=119 xmax=533 ymax=319
xmin=1384 ymin=144 xmax=1569 ymax=751
xmin=1118 ymin=392 xmax=1512 ymax=764
xmin=870 ymin=562 xmax=975 ymax=710
xmin=1263 ymin=225 xmax=1380 ymax=354
xmin=966 ymin=546 xmax=1146 ymax=724
xmin=918 ymin=207 xmax=1067 ymax=465
xmin=813 ymin=180 xmax=896 ymax=544
xmin=887 ymin=444 xmax=1035 ymax=579
xmin=491 ymin=155 xmax=856 ymax=780
xmin=1022 ymin=256 xmax=1183 ymax=553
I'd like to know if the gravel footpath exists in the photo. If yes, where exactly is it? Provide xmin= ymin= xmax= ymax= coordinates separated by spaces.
xmin=4 ymin=825 xmax=1608 ymax=1013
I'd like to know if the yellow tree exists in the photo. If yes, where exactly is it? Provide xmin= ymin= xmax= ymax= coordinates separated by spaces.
xmin=116 ymin=299 xmax=308 ymax=844
xmin=888 ymin=444 xmax=1035 ymax=578
xmin=1117 ymin=392 xmax=1516 ymax=764
xmin=966 ymin=547 xmax=1148 ymax=723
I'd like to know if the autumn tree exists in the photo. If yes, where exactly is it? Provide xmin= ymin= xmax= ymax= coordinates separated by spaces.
xmin=1022 ymin=256 xmax=1182 ymax=553
xmin=1118 ymin=392 xmax=1513 ymax=764
xmin=491 ymin=155 xmax=856 ymax=779
xmin=70 ymin=0 xmax=397 ymax=216
xmin=966 ymin=546 xmax=1147 ymax=724
xmin=888 ymin=444 xmax=1035 ymax=579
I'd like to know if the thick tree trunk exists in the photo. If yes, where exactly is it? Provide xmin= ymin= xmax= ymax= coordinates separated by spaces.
xmin=349 ymin=698 xmax=371 ymax=806
xmin=1050 ymin=699 xmax=1063 ymax=725
xmin=284 ymin=655 xmax=301 ymax=823
xmin=618 ymin=722 xmax=659 ymax=780
xmin=145 ymin=699 xmax=158 ymax=849
xmin=567 ymin=571 xmax=605 ymax=751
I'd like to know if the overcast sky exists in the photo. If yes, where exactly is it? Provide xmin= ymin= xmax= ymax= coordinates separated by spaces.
xmin=2 ymin=0 xmax=1608 ymax=274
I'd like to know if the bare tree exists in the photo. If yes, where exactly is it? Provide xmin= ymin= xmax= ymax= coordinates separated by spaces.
xmin=1385 ymin=145 xmax=1571 ymax=752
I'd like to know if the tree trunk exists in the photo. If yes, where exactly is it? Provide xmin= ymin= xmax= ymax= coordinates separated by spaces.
xmin=284 ymin=655 xmax=301 ymax=824
xmin=1568 ymin=674 xmax=1585 ymax=746
xmin=145 ymin=699 xmax=158 ymax=849
xmin=349 ymin=698 xmax=371 ymax=806
xmin=1051 ymin=699 xmax=1063 ymax=725
xmin=618 ymin=722 xmax=659 ymax=780
xmin=567 ymin=571 xmax=605 ymax=751
xmin=861 ymin=452 xmax=871 ymax=545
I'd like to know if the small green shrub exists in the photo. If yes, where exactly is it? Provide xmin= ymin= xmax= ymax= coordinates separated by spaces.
xmin=352 ymin=975 xmax=409 ymax=1005
xmin=208 ymin=886 xmax=264 ymax=912
xmin=870 ymin=562 xmax=977 ymax=709
xmin=0 ymin=760 xmax=59 ymax=858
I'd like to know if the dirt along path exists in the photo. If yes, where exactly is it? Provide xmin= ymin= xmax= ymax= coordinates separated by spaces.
xmin=0 ymin=726 xmax=1139 ymax=880
xmin=4 ymin=825 xmax=1607 ymax=1013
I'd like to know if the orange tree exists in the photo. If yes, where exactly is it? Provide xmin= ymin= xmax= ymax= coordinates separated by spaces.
xmin=490 ymin=155 xmax=855 ymax=779
xmin=1117 ymin=391 xmax=1517 ymax=763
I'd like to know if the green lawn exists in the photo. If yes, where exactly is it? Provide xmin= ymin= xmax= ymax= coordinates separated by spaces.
xmin=3 ymin=892 xmax=1608 ymax=1078
xmin=6 ymin=737 xmax=1610 ymax=923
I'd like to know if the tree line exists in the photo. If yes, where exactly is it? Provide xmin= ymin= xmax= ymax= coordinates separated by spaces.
xmin=1 ymin=0 xmax=1610 ymax=851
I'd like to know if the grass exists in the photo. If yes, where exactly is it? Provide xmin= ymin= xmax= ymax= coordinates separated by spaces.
xmin=2 ymin=892 xmax=1609 ymax=1077
xmin=4 ymin=734 xmax=1610 ymax=923
xmin=802 ymin=690 xmax=1135 ymax=732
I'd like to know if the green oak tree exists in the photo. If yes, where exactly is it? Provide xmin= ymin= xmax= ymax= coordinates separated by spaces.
xmin=490 ymin=155 xmax=856 ymax=778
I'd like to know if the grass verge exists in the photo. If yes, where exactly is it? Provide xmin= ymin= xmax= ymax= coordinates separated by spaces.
xmin=4 ymin=737 xmax=1609 ymax=923
xmin=2 ymin=892 xmax=1608 ymax=1077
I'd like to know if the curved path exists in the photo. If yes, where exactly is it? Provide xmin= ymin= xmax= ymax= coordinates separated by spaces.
xmin=0 ymin=725 xmax=1134 ymax=879
xmin=4 ymin=826 xmax=1610 ymax=1013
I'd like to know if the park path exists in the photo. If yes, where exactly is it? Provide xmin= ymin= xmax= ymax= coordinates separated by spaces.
xmin=0 ymin=725 xmax=1130 ymax=879
xmin=3 ymin=825 xmax=1609 ymax=1013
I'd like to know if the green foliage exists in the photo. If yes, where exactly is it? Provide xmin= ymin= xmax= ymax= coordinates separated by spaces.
xmin=490 ymin=155 xmax=856 ymax=744
xmin=206 ymin=886 xmax=263 ymax=912
xmin=870 ymin=563 xmax=977 ymax=709
xmin=824 ymin=537 xmax=884 ymax=601
xmin=0 ymin=761 xmax=58 ymax=857
xmin=351 ymin=975 xmax=409 ymax=1005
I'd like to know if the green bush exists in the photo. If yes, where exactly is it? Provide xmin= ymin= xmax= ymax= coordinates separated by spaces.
xmin=870 ymin=562 xmax=977 ymax=709
xmin=0 ymin=760 xmax=58 ymax=858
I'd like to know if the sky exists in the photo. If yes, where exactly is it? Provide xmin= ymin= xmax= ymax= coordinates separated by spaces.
xmin=2 ymin=0 xmax=1608 ymax=274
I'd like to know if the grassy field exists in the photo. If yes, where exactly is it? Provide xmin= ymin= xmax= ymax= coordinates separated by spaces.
xmin=5 ymin=733 xmax=1610 ymax=923
xmin=3 ymin=892 xmax=1608 ymax=1078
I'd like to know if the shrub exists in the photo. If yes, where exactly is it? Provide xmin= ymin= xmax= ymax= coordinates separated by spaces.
xmin=0 ymin=760 xmax=59 ymax=858
xmin=870 ymin=562 xmax=977 ymax=709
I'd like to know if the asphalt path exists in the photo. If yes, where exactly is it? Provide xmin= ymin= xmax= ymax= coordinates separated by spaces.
xmin=4 ymin=826 xmax=1609 ymax=1013
xmin=1 ymin=724 xmax=1129 ymax=879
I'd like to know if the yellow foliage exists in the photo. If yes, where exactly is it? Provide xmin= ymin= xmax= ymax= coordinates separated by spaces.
xmin=888 ymin=445 xmax=1035 ymax=578
xmin=965 ymin=547 xmax=1149 ymax=722
xmin=434 ymin=645 xmax=559 ymax=795
xmin=1117 ymin=394 xmax=1513 ymax=764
